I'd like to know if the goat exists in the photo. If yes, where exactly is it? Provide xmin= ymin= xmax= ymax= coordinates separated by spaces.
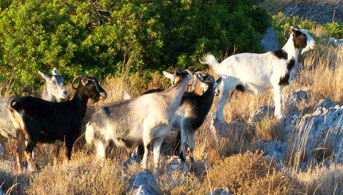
xmin=85 ymin=70 xmax=193 ymax=175
xmin=39 ymin=68 xmax=68 ymax=102
xmin=142 ymin=71 xmax=221 ymax=162
xmin=201 ymin=26 xmax=316 ymax=123
xmin=0 ymin=68 xmax=68 ymax=139
xmin=8 ymin=75 xmax=107 ymax=172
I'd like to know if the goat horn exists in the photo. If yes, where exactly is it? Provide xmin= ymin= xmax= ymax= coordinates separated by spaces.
xmin=283 ymin=26 xmax=290 ymax=41
xmin=207 ymin=73 xmax=215 ymax=83
xmin=72 ymin=75 xmax=93 ymax=90
xmin=196 ymin=72 xmax=205 ymax=81
xmin=184 ymin=69 xmax=192 ymax=77
xmin=290 ymin=25 xmax=300 ymax=31
xmin=284 ymin=25 xmax=302 ymax=41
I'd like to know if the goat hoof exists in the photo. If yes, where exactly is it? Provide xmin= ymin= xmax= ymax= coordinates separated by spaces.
xmin=275 ymin=114 xmax=285 ymax=120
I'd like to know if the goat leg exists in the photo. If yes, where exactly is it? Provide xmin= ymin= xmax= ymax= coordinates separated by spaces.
xmin=215 ymin=86 xmax=232 ymax=122
xmin=16 ymin=131 xmax=25 ymax=173
xmin=53 ymin=143 xmax=60 ymax=165
xmin=188 ymin=131 xmax=195 ymax=162
xmin=179 ymin=128 xmax=188 ymax=163
xmin=24 ymin=139 xmax=37 ymax=172
xmin=65 ymin=138 xmax=75 ymax=160
xmin=152 ymin=137 xmax=163 ymax=177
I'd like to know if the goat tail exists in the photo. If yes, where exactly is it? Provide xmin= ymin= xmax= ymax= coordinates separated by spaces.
xmin=200 ymin=54 xmax=221 ymax=74
xmin=85 ymin=122 xmax=95 ymax=145
xmin=8 ymin=99 xmax=25 ymax=131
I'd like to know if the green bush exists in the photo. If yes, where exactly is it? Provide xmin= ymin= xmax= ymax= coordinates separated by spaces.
xmin=0 ymin=0 xmax=269 ymax=94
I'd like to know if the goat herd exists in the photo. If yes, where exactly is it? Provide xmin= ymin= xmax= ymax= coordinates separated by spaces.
xmin=0 ymin=26 xmax=316 ymax=176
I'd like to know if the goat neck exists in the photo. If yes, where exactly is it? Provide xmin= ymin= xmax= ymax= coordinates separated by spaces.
xmin=282 ymin=34 xmax=300 ymax=64
xmin=196 ymin=82 xmax=216 ymax=117
xmin=163 ymin=76 xmax=190 ymax=118
xmin=71 ymin=83 xmax=90 ymax=117
xmin=41 ymin=86 xmax=54 ymax=102
xmin=200 ymin=82 xmax=215 ymax=101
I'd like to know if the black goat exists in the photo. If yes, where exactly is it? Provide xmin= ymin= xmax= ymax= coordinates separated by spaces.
xmin=9 ymin=75 xmax=107 ymax=172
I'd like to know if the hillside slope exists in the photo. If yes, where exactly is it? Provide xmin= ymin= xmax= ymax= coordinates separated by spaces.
xmin=260 ymin=0 xmax=343 ymax=24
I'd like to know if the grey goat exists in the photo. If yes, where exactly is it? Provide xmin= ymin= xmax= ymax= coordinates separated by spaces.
xmin=85 ymin=70 xmax=193 ymax=175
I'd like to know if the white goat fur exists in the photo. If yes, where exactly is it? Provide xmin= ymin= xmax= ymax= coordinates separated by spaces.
xmin=202 ymin=27 xmax=316 ymax=120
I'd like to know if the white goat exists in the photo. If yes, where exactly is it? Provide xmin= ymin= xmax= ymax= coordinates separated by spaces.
xmin=201 ymin=26 xmax=316 ymax=122
xmin=85 ymin=70 xmax=193 ymax=175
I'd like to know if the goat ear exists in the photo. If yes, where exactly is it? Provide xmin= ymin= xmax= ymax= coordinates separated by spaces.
xmin=81 ymin=79 xmax=89 ymax=86
xmin=52 ymin=68 xmax=58 ymax=76
xmin=162 ymin=71 xmax=174 ymax=81
xmin=216 ymin=77 xmax=223 ymax=85
xmin=123 ymin=90 xmax=131 ymax=100
xmin=290 ymin=26 xmax=298 ymax=33
xmin=38 ymin=71 xmax=50 ymax=81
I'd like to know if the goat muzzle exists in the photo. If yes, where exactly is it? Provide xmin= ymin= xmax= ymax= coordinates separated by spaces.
xmin=100 ymin=91 xmax=107 ymax=100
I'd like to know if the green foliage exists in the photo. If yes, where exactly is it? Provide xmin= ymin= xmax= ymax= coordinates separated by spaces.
xmin=0 ymin=0 xmax=269 ymax=94
xmin=325 ymin=22 xmax=343 ymax=38
xmin=271 ymin=12 xmax=317 ymax=46
xmin=272 ymin=12 xmax=343 ymax=46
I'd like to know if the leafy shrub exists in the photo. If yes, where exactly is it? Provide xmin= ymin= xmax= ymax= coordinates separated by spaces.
xmin=0 ymin=0 xmax=269 ymax=94
xmin=325 ymin=22 xmax=343 ymax=38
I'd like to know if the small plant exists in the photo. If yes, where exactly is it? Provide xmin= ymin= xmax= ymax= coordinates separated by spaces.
xmin=0 ymin=162 xmax=30 ymax=194
xmin=203 ymin=151 xmax=303 ymax=194
xmin=255 ymin=117 xmax=284 ymax=141
xmin=158 ymin=169 xmax=202 ymax=195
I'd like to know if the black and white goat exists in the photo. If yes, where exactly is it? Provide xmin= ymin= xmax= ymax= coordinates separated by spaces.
xmin=85 ymin=70 xmax=193 ymax=175
xmin=164 ymin=71 xmax=221 ymax=162
xmin=201 ymin=26 xmax=316 ymax=122
xmin=9 ymin=75 xmax=107 ymax=172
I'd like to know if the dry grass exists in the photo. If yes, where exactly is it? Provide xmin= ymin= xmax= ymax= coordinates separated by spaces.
xmin=204 ymin=151 xmax=304 ymax=194
xmin=27 ymin=152 xmax=128 ymax=195
xmin=0 ymin=161 xmax=30 ymax=194
xmin=255 ymin=117 xmax=285 ymax=141
xmin=293 ymin=163 xmax=343 ymax=195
